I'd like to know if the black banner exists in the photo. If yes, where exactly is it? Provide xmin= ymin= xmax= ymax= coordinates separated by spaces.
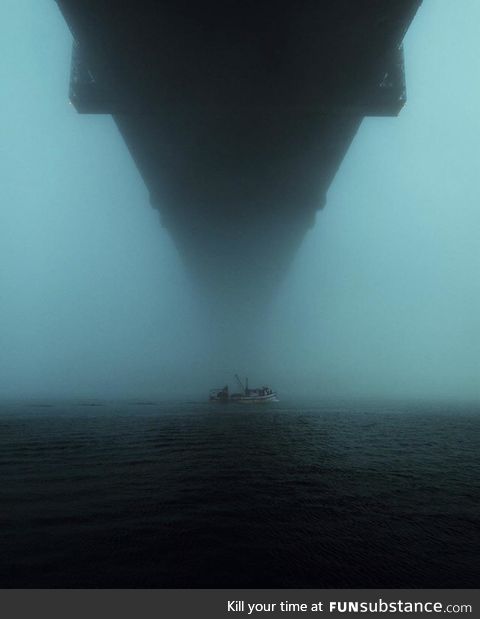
xmin=0 ymin=589 xmax=477 ymax=619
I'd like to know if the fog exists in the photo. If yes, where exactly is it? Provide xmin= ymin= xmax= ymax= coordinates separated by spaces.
xmin=1 ymin=0 xmax=479 ymax=401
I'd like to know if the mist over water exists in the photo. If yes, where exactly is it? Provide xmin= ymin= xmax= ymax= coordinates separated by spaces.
xmin=1 ymin=0 xmax=479 ymax=402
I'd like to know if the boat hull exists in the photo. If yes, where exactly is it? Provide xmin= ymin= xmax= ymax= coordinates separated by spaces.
xmin=229 ymin=392 xmax=278 ymax=402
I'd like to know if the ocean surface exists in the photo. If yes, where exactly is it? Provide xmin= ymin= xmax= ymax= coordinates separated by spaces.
xmin=0 ymin=399 xmax=479 ymax=588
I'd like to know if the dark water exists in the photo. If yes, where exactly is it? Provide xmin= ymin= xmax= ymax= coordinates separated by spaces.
xmin=1 ymin=400 xmax=479 ymax=588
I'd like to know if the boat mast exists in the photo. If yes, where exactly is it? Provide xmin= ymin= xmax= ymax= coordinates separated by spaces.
xmin=235 ymin=374 xmax=245 ymax=393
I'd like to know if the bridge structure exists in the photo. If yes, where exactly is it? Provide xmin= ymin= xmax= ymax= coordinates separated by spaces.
xmin=56 ymin=0 xmax=422 ymax=301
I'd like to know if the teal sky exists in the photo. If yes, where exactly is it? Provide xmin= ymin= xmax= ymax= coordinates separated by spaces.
xmin=1 ymin=1 xmax=479 ymax=400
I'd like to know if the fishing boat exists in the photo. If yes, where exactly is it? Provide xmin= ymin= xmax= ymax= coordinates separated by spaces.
xmin=209 ymin=375 xmax=277 ymax=402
